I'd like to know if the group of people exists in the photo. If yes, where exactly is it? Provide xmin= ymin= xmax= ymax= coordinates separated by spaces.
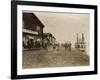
xmin=64 ymin=42 xmax=72 ymax=51
xmin=23 ymin=37 xmax=72 ymax=51
xmin=23 ymin=38 xmax=42 ymax=50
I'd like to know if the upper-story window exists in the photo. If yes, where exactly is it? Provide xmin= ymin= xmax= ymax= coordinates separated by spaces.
xmin=36 ymin=26 xmax=40 ymax=31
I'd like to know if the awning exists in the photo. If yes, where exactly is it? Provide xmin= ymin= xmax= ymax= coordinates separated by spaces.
xmin=23 ymin=29 xmax=38 ymax=35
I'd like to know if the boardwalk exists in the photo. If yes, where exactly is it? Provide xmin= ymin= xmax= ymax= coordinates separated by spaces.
xmin=22 ymin=48 xmax=89 ymax=69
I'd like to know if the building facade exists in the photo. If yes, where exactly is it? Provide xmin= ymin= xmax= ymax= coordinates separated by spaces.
xmin=43 ymin=33 xmax=59 ymax=50
xmin=23 ymin=13 xmax=45 ymax=50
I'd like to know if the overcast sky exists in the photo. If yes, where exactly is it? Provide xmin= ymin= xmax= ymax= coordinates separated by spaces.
xmin=34 ymin=11 xmax=90 ymax=47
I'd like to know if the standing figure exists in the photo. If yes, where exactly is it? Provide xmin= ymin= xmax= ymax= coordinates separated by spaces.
xmin=27 ymin=39 xmax=31 ymax=50
xmin=69 ymin=42 xmax=72 ymax=51
xmin=65 ymin=43 xmax=68 ymax=51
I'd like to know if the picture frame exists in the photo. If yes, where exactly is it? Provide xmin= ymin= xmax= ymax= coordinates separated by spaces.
xmin=11 ymin=0 xmax=97 ymax=79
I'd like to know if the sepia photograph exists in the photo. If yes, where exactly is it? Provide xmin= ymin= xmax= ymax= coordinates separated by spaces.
xmin=22 ymin=11 xmax=90 ymax=69
xmin=11 ymin=1 xmax=97 ymax=79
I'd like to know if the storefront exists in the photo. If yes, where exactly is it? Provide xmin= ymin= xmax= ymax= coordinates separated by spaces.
xmin=23 ymin=13 xmax=44 ymax=50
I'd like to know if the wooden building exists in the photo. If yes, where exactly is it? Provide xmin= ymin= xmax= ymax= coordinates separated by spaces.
xmin=23 ymin=13 xmax=45 ymax=49
xmin=42 ymin=33 xmax=60 ymax=50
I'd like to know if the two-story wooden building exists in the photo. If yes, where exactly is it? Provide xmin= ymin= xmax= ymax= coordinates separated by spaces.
xmin=23 ymin=13 xmax=45 ymax=49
